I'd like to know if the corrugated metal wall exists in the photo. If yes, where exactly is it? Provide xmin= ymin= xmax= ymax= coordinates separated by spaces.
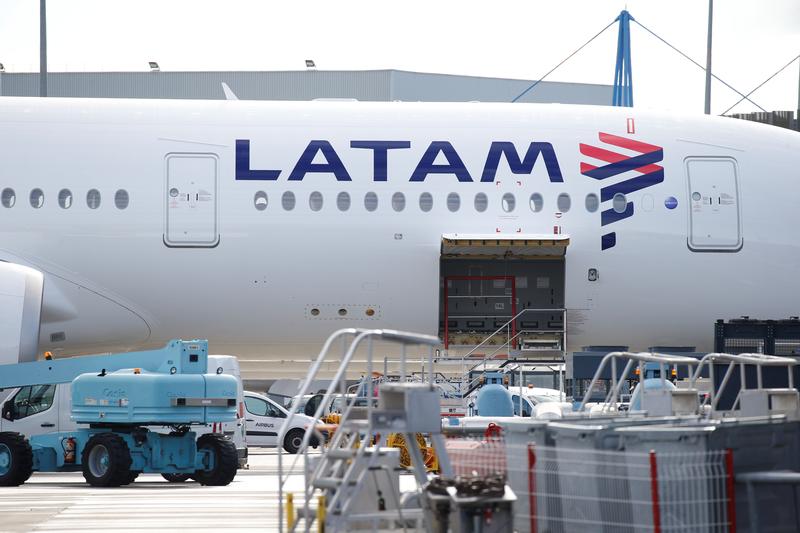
xmin=0 ymin=69 xmax=611 ymax=104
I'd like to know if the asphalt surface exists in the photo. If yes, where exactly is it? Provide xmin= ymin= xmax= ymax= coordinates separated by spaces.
xmin=0 ymin=449 xmax=308 ymax=533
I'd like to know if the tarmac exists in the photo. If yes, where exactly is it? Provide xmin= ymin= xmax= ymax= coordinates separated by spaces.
xmin=0 ymin=448 xmax=309 ymax=533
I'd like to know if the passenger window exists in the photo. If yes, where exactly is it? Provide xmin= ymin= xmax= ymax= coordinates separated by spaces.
xmin=254 ymin=191 xmax=268 ymax=211
xmin=58 ymin=189 xmax=73 ymax=209
xmin=336 ymin=192 xmax=351 ymax=211
xmin=502 ymin=193 xmax=515 ymax=213
xmin=419 ymin=192 xmax=433 ymax=212
xmin=557 ymin=193 xmax=571 ymax=212
xmin=392 ymin=192 xmax=405 ymax=212
xmin=11 ymin=384 xmax=56 ymax=419
xmin=244 ymin=396 xmax=268 ymax=416
xmin=585 ymin=193 xmax=599 ymax=212
xmin=364 ymin=192 xmax=378 ymax=212
xmin=474 ymin=192 xmax=488 ymax=212
xmin=1 ymin=188 xmax=15 ymax=208
xmin=309 ymin=191 xmax=323 ymax=211
xmin=612 ymin=193 xmax=627 ymax=213
xmin=114 ymin=189 xmax=130 ymax=210
xmin=86 ymin=189 xmax=101 ymax=209
xmin=30 ymin=188 xmax=44 ymax=209
xmin=446 ymin=192 xmax=460 ymax=212
xmin=529 ymin=193 xmax=543 ymax=212
xmin=282 ymin=191 xmax=296 ymax=211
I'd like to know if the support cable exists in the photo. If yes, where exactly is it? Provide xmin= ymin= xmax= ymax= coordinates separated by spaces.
xmin=720 ymin=54 xmax=800 ymax=115
xmin=632 ymin=19 xmax=767 ymax=112
xmin=511 ymin=19 xmax=617 ymax=103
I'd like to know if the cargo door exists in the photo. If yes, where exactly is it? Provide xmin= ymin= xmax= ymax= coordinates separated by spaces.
xmin=164 ymin=153 xmax=219 ymax=247
xmin=686 ymin=157 xmax=742 ymax=251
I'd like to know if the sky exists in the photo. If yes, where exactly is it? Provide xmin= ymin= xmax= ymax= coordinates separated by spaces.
xmin=0 ymin=0 xmax=797 ymax=115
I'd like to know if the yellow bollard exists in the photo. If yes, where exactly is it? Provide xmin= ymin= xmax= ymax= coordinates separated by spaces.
xmin=286 ymin=493 xmax=294 ymax=530
xmin=317 ymin=494 xmax=326 ymax=533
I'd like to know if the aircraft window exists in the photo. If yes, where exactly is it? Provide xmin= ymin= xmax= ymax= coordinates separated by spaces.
xmin=58 ymin=189 xmax=73 ymax=209
xmin=254 ymin=191 xmax=268 ymax=211
xmin=502 ymin=193 xmax=516 ymax=213
xmin=337 ymin=191 xmax=351 ymax=211
xmin=114 ymin=189 xmax=129 ymax=210
xmin=1 ymin=188 xmax=15 ymax=208
xmin=529 ymin=193 xmax=543 ymax=212
xmin=86 ymin=189 xmax=101 ymax=209
xmin=282 ymin=191 xmax=296 ymax=211
xmin=585 ymin=193 xmax=599 ymax=212
xmin=474 ymin=192 xmax=488 ymax=212
xmin=391 ymin=192 xmax=405 ymax=212
xmin=309 ymin=191 xmax=324 ymax=212
xmin=612 ymin=193 xmax=627 ymax=213
xmin=29 ymin=188 xmax=44 ymax=209
xmin=557 ymin=193 xmax=571 ymax=213
xmin=364 ymin=192 xmax=378 ymax=212
xmin=447 ymin=192 xmax=460 ymax=212
xmin=419 ymin=192 xmax=433 ymax=212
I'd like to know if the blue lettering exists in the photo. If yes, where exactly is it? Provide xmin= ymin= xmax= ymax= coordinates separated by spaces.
xmin=288 ymin=140 xmax=352 ymax=181
xmin=409 ymin=141 xmax=472 ymax=182
xmin=351 ymin=141 xmax=411 ymax=181
xmin=235 ymin=140 xmax=281 ymax=181
xmin=480 ymin=142 xmax=563 ymax=183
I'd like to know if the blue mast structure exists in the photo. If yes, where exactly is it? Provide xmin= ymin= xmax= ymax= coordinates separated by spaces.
xmin=613 ymin=10 xmax=634 ymax=107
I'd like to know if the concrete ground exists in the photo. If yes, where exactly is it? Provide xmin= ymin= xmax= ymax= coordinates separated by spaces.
xmin=0 ymin=448 xmax=310 ymax=533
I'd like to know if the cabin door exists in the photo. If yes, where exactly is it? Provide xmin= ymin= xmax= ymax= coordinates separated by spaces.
xmin=685 ymin=157 xmax=742 ymax=251
xmin=164 ymin=153 xmax=220 ymax=247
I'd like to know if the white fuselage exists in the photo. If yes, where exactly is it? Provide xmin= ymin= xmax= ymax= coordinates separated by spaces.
xmin=0 ymin=97 xmax=797 ymax=374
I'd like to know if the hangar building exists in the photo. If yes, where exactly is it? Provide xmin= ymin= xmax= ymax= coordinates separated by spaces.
xmin=0 ymin=68 xmax=612 ymax=104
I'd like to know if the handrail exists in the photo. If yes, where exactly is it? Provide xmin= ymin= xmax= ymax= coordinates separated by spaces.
xmin=577 ymin=351 xmax=701 ymax=412
xmin=457 ymin=307 xmax=566 ymax=363
xmin=456 ymin=307 xmax=566 ymax=397
xmin=277 ymin=328 xmax=440 ymax=533
xmin=690 ymin=352 xmax=797 ymax=412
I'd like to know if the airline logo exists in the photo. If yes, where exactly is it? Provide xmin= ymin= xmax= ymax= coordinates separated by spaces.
xmin=579 ymin=133 xmax=664 ymax=250
xmin=235 ymin=139 xmax=563 ymax=183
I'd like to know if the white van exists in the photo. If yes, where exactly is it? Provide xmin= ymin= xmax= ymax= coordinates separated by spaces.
xmin=0 ymin=355 xmax=249 ymax=470
xmin=243 ymin=391 xmax=315 ymax=454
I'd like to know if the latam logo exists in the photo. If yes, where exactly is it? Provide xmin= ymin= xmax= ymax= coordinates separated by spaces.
xmin=235 ymin=139 xmax=563 ymax=183
xmin=579 ymin=133 xmax=664 ymax=250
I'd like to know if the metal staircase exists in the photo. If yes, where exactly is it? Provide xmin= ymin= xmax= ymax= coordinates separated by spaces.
xmin=453 ymin=308 xmax=567 ymax=399
xmin=277 ymin=328 xmax=452 ymax=533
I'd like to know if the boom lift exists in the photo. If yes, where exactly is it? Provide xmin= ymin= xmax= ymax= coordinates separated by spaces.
xmin=0 ymin=339 xmax=239 ymax=487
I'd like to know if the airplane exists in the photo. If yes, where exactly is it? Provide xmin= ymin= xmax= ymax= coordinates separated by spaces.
xmin=0 ymin=96 xmax=797 ymax=379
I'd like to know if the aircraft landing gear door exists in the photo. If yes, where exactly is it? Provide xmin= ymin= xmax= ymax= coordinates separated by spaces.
xmin=164 ymin=153 xmax=219 ymax=247
xmin=686 ymin=157 xmax=742 ymax=252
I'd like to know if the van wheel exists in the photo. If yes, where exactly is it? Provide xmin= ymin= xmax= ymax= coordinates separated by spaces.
xmin=194 ymin=434 xmax=237 ymax=486
xmin=284 ymin=429 xmax=305 ymax=454
xmin=161 ymin=473 xmax=192 ymax=483
xmin=81 ymin=433 xmax=132 ymax=487
xmin=0 ymin=432 xmax=33 ymax=487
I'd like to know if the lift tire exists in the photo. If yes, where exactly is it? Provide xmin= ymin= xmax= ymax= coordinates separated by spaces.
xmin=283 ymin=429 xmax=306 ymax=454
xmin=0 ymin=432 xmax=34 ymax=487
xmin=81 ymin=433 xmax=133 ymax=487
xmin=161 ymin=472 xmax=192 ymax=483
xmin=121 ymin=470 xmax=140 ymax=485
xmin=194 ymin=434 xmax=237 ymax=486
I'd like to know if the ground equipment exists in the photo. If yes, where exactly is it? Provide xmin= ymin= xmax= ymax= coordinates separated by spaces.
xmin=0 ymin=339 xmax=239 ymax=487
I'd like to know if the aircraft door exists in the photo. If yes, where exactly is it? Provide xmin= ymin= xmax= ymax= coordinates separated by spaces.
xmin=164 ymin=153 xmax=219 ymax=247
xmin=685 ymin=157 xmax=742 ymax=251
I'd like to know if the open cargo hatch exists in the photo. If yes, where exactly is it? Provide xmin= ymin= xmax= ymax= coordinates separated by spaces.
xmin=441 ymin=233 xmax=570 ymax=258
